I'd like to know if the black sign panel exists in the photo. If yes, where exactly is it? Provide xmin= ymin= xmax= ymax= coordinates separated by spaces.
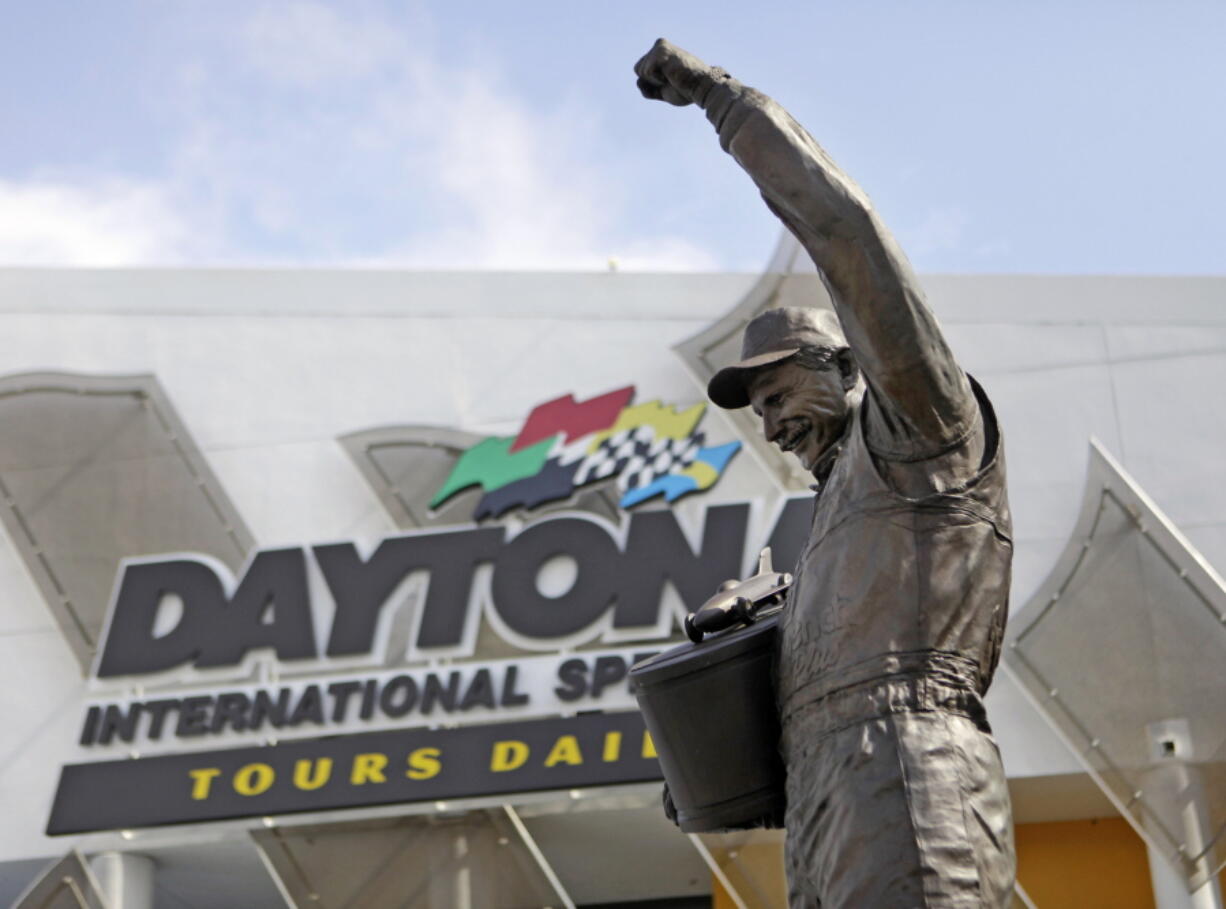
xmin=48 ymin=711 xmax=661 ymax=835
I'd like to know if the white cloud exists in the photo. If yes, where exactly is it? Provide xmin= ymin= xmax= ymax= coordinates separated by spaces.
xmin=0 ymin=177 xmax=188 ymax=266
xmin=907 ymin=205 xmax=971 ymax=258
xmin=0 ymin=3 xmax=719 ymax=272
xmin=239 ymin=1 xmax=404 ymax=87
xmin=227 ymin=1 xmax=717 ymax=271
xmin=904 ymin=205 xmax=1010 ymax=265
xmin=377 ymin=66 xmax=717 ymax=271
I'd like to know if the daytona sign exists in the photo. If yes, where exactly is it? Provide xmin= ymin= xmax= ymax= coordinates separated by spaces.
xmin=95 ymin=498 xmax=810 ymax=679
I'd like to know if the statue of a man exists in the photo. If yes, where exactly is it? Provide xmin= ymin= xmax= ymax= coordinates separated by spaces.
xmin=636 ymin=40 xmax=1016 ymax=906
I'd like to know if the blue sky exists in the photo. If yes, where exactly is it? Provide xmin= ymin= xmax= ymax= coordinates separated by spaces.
xmin=1 ymin=0 xmax=1222 ymax=273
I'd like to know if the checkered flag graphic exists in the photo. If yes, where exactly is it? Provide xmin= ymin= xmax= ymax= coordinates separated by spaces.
xmin=573 ymin=426 xmax=704 ymax=491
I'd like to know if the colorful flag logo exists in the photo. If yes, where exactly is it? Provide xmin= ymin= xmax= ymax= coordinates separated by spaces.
xmin=430 ymin=386 xmax=741 ymax=520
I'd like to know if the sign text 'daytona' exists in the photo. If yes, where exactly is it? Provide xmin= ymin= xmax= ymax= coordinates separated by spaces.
xmin=95 ymin=499 xmax=810 ymax=680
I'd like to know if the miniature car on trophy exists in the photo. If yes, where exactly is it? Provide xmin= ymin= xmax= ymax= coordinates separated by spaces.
xmin=683 ymin=547 xmax=792 ymax=643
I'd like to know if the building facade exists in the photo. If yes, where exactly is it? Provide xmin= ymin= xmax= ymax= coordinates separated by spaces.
xmin=1 ymin=240 xmax=1224 ymax=907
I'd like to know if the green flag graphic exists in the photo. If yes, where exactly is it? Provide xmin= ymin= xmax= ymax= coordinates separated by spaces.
xmin=431 ymin=435 xmax=555 ymax=508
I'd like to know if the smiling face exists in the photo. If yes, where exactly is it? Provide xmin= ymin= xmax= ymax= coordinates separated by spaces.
xmin=747 ymin=355 xmax=856 ymax=473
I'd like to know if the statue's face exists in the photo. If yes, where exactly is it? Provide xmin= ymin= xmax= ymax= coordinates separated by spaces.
xmin=747 ymin=359 xmax=852 ymax=473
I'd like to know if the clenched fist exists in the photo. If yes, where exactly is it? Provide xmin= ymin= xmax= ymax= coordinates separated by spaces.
xmin=634 ymin=38 xmax=721 ymax=107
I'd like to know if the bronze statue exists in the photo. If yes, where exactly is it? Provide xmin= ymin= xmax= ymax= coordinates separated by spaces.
xmin=636 ymin=39 xmax=1016 ymax=907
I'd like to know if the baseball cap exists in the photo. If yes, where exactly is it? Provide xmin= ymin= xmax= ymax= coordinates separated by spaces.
xmin=707 ymin=307 xmax=847 ymax=409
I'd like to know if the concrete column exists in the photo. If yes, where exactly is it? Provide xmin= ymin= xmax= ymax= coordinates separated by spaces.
xmin=453 ymin=833 xmax=472 ymax=909
xmin=427 ymin=830 xmax=473 ymax=909
xmin=90 ymin=853 xmax=155 ymax=909
xmin=1143 ymin=720 xmax=1223 ymax=909
xmin=1147 ymin=837 xmax=1222 ymax=909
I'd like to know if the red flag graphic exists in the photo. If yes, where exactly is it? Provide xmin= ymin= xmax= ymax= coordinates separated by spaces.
xmin=510 ymin=386 xmax=635 ymax=452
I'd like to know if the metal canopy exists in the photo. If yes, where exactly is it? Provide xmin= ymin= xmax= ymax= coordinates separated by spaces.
xmin=0 ymin=372 xmax=253 ymax=669
xmin=253 ymin=809 xmax=567 ymax=908
xmin=249 ymin=787 xmax=719 ymax=908
xmin=1006 ymin=439 xmax=1226 ymax=891
xmin=9 ymin=851 xmax=109 ymax=909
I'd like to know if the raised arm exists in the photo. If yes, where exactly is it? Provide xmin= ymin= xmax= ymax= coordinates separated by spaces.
xmin=635 ymin=40 xmax=977 ymax=461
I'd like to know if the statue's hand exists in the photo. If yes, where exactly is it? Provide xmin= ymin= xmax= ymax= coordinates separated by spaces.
xmin=634 ymin=38 xmax=715 ymax=107
xmin=662 ymin=782 xmax=679 ymax=826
